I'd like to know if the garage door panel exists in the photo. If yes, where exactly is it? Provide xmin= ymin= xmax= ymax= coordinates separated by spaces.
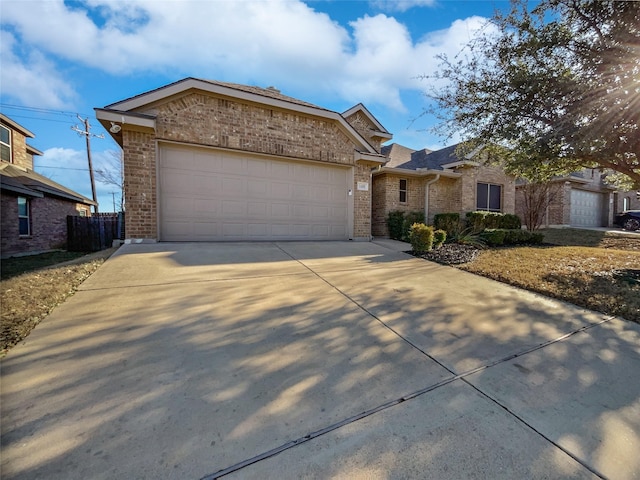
xmin=159 ymin=145 xmax=350 ymax=241
xmin=222 ymin=200 xmax=246 ymax=216
xmin=271 ymin=203 xmax=291 ymax=217
xmin=571 ymin=190 xmax=603 ymax=227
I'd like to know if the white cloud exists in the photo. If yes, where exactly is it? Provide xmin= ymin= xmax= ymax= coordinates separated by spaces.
xmin=1 ymin=0 xmax=491 ymax=111
xmin=370 ymin=0 xmax=437 ymax=12
xmin=0 ymin=30 xmax=77 ymax=109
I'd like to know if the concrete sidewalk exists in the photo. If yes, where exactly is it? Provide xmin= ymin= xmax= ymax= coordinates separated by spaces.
xmin=1 ymin=242 xmax=638 ymax=479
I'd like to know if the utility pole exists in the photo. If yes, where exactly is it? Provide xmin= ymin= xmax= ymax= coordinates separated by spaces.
xmin=110 ymin=191 xmax=116 ymax=213
xmin=72 ymin=116 xmax=104 ymax=213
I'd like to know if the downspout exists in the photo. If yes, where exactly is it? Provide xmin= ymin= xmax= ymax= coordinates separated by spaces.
xmin=424 ymin=174 xmax=441 ymax=223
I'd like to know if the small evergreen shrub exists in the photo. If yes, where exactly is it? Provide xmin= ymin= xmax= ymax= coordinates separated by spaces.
xmin=481 ymin=229 xmax=545 ymax=246
xmin=387 ymin=210 xmax=405 ymax=240
xmin=433 ymin=229 xmax=447 ymax=249
xmin=466 ymin=211 xmax=522 ymax=232
xmin=480 ymin=229 xmax=507 ymax=246
xmin=433 ymin=213 xmax=460 ymax=237
xmin=402 ymin=211 xmax=425 ymax=241
xmin=408 ymin=223 xmax=434 ymax=253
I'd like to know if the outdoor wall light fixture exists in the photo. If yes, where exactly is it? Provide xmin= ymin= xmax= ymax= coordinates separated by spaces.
xmin=109 ymin=122 xmax=122 ymax=134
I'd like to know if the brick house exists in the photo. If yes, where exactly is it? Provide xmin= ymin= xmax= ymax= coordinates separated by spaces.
xmin=95 ymin=78 xmax=390 ymax=242
xmin=1 ymin=114 xmax=96 ymax=258
xmin=515 ymin=169 xmax=616 ymax=229
xmin=372 ymin=143 xmax=516 ymax=237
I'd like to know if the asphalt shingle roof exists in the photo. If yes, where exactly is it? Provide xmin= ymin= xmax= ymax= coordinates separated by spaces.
xmin=383 ymin=142 xmax=472 ymax=171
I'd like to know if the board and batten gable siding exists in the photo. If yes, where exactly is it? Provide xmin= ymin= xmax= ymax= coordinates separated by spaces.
xmin=121 ymin=90 xmax=374 ymax=240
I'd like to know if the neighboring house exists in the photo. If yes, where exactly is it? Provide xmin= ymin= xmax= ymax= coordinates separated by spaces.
xmin=515 ymin=169 xmax=616 ymax=229
xmin=1 ymin=114 xmax=96 ymax=258
xmin=615 ymin=190 xmax=640 ymax=214
xmin=372 ymin=143 xmax=516 ymax=237
xmin=95 ymin=78 xmax=390 ymax=242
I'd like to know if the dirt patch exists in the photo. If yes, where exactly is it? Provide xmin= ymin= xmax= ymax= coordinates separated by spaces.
xmin=1 ymin=248 xmax=118 ymax=356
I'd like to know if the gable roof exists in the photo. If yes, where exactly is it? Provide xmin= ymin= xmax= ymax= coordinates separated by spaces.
xmin=0 ymin=113 xmax=36 ymax=139
xmin=96 ymin=77 xmax=386 ymax=158
xmin=0 ymin=163 xmax=96 ymax=205
xmin=383 ymin=142 xmax=481 ymax=171
xmin=342 ymin=103 xmax=392 ymax=140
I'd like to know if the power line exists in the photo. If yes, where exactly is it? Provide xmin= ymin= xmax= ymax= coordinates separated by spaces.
xmin=0 ymin=113 xmax=78 ymax=125
xmin=36 ymin=165 xmax=90 ymax=171
xmin=0 ymin=103 xmax=92 ymax=118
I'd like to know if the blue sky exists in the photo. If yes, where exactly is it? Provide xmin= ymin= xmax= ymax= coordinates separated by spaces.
xmin=1 ymin=0 xmax=510 ymax=212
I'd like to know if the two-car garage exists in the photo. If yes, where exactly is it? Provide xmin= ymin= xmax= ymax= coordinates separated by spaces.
xmin=159 ymin=144 xmax=352 ymax=241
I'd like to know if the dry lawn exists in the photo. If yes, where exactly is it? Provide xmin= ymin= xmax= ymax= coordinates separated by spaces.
xmin=1 ymin=248 xmax=117 ymax=356
xmin=460 ymin=229 xmax=640 ymax=323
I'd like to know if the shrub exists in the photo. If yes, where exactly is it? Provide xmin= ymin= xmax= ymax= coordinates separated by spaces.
xmin=433 ymin=229 xmax=447 ymax=248
xmin=408 ymin=223 xmax=434 ymax=253
xmin=466 ymin=211 xmax=522 ymax=232
xmin=481 ymin=228 xmax=545 ymax=246
xmin=433 ymin=213 xmax=460 ymax=236
xmin=387 ymin=210 xmax=405 ymax=240
xmin=402 ymin=211 xmax=425 ymax=241
xmin=480 ymin=229 xmax=506 ymax=246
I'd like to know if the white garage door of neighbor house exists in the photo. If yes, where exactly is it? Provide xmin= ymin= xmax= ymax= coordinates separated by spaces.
xmin=159 ymin=145 xmax=351 ymax=241
xmin=570 ymin=189 xmax=603 ymax=227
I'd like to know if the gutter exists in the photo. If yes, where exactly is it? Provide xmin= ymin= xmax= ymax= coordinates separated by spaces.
xmin=423 ymin=174 xmax=440 ymax=223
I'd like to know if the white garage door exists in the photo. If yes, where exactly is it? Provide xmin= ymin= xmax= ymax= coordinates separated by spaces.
xmin=570 ymin=189 xmax=603 ymax=227
xmin=159 ymin=144 xmax=351 ymax=241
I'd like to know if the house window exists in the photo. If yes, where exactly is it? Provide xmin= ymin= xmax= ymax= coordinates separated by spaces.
xmin=78 ymin=208 xmax=88 ymax=217
xmin=623 ymin=197 xmax=631 ymax=211
xmin=18 ymin=196 xmax=30 ymax=235
xmin=399 ymin=179 xmax=407 ymax=203
xmin=1 ymin=125 xmax=11 ymax=163
xmin=477 ymin=183 xmax=502 ymax=212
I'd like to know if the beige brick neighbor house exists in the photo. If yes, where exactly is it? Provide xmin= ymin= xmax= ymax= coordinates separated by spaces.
xmin=515 ymin=169 xmax=616 ymax=229
xmin=96 ymin=78 xmax=391 ymax=242
xmin=1 ymin=114 xmax=96 ymax=258
xmin=372 ymin=143 xmax=516 ymax=237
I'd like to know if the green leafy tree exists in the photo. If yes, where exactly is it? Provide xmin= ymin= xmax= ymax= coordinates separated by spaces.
xmin=428 ymin=0 xmax=640 ymax=186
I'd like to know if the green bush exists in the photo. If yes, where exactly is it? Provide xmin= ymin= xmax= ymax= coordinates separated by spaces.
xmin=387 ymin=210 xmax=405 ymax=240
xmin=480 ymin=229 xmax=507 ymax=246
xmin=481 ymin=228 xmax=545 ymax=246
xmin=466 ymin=211 xmax=522 ymax=232
xmin=433 ymin=213 xmax=460 ymax=236
xmin=402 ymin=211 xmax=425 ymax=241
xmin=433 ymin=229 xmax=447 ymax=248
xmin=408 ymin=223 xmax=434 ymax=253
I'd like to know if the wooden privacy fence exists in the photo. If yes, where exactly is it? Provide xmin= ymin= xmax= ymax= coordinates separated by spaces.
xmin=67 ymin=213 xmax=125 ymax=252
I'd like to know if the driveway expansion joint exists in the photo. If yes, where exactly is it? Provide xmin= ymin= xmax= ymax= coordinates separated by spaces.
xmin=201 ymin=244 xmax=615 ymax=479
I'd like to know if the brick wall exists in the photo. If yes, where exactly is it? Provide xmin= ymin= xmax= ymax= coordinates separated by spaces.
xmin=459 ymin=165 xmax=516 ymax=215
xmin=155 ymin=93 xmax=356 ymax=165
xmin=343 ymin=111 xmax=382 ymax=153
xmin=371 ymin=173 xmax=426 ymax=237
xmin=123 ymin=91 xmax=374 ymax=240
xmin=1 ymin=192 xmax=90 ymax=257
xmin=123 ymin=130 xmax=157 ymax=239
xmin=616 ymin=191 xmax=640 ymax=213
xmin=427 ymin=177 xmax=461 ymax=223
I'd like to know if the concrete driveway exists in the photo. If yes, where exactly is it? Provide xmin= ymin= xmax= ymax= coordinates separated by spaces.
xmin=1 ymin=241 xmax=639 ymax=479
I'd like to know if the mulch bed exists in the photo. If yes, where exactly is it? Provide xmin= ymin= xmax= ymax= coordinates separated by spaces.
xmin=408 ymin=243 xmax=481 ymax=265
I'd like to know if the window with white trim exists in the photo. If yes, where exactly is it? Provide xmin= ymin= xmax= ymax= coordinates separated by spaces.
xmin=399 ymin=179 xmax=407 ymax=203
xmin=1 ymin=125 xmax=11 ymax=163
xmin=476 ymin=183 xmax=502 ymax=212
xmin=18 ymin=196 xmax=30 ymax=235
xmin=623 ymin=197 xmax=631 ymax=211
